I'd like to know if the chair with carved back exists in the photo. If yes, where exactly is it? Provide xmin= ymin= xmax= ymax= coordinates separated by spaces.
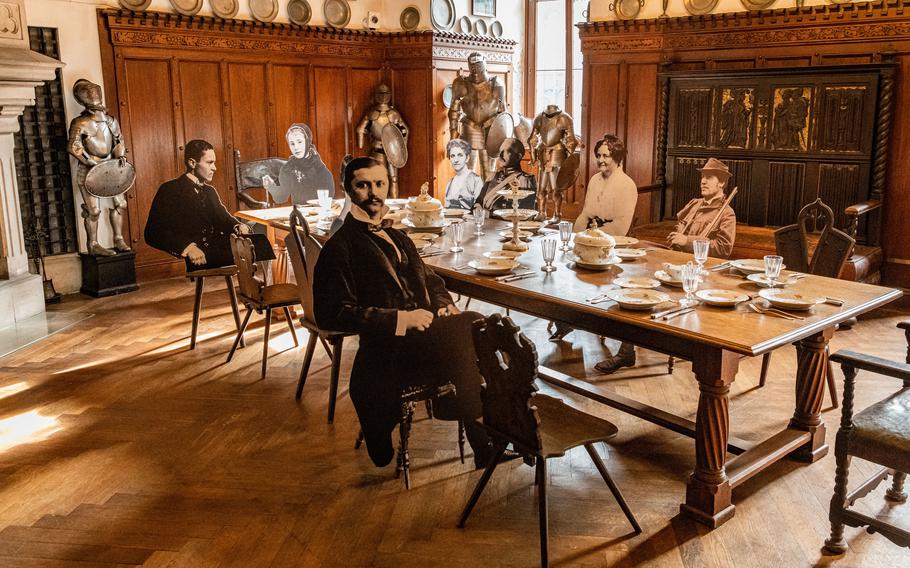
xmin=823 ymin=322 xmax=910 ymax=555
xmin=286 ymin=206 xmax=356 ymax=424
xmin=756 ymin=199 xmax=855 ymax=406
xmin=233 ymin=149 xmax=286 ymax=209
xmin=459 ymin=314 xmax=640 ymax=567
xmin=225 ymin=234 xmax=300 ymax=379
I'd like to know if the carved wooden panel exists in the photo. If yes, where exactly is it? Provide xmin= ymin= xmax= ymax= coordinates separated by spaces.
xmin=817 ymin=86 xmax=866 ymax=153
xmin=716 ymin=88 xmax=754 ymax=150
xmin=669 ymin=157 xmax=705 ymax=216
xmin=769 ymin=86 xmax=811 ymax=152
xmin=312 ymin=67 xmax=349 ymax=194
xmin=767 ymin=162 xmax=805 ymax=227
xmin=727 ymin=159 xmax=752 ymax=223
xmin=271 ymin=65 xmax=310 ymax=158
xmin=674 ymin=89 xmax=712 ymax=148
xmin=817 ymin=163 xmax=862 ymax=229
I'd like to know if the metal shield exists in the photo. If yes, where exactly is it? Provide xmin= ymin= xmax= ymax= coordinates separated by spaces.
xmin=485 ymin=112 xmax=514 ymax=156
xmin=381 ymin=123 xmax=408 ymax=168
xmin=512 ymin=113 xmax=532 ymax=147
xmin=84 ymin=159 xmax=136 ymax=198
xmin=555 ymin=151 xmax=580 ymax=191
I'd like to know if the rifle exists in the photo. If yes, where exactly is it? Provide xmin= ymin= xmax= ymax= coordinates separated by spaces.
xmin=697 ymin=187 xmax=738 ymax=239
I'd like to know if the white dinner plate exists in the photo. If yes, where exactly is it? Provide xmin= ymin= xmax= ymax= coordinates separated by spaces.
xmin=614 ymin=248 xmax=646 ymax=260
xmin=612 ymin=236 xmax=639 ymax=246
xmin=402 ymin=217 xmax=448 ymax=233
xmin=518 ymin=220 xmax=545 ymax=234
xmin=758 ymin=289 xmax=824 ymax=311
xmin=483 ymin=250 xmax=523 ymax=260
xmin=572 ymin=255 xmax=621 ymax=271
xmin=468 ymin=258 xmax=519 ymax=276
xmin=731 ymin=258 xmax=786 ymax=275
xmin=609 ymin=289 xmax=671 ymax=311
xmin=695 ymin=289 xmax=750 ymax=307
xmin=443 ymin=208 xmax=468 ymax=218
xmin=746 ymin=273 xmax=798 ymax=288
xmin=654 ymin=270 xmax=683 ymax=287
xmin=615 ymin=276 xmax=661 ymax=289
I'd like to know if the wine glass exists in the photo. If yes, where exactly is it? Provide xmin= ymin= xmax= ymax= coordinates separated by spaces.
xmin=472 ymin=205 xmax=486 ymax=237
xmin=449 ymin=221 xmax=464 ymax=253
xmin=693 ymin=239 xmax=709 ymax=276
xmin=558 ymin=221 xmax=572 ymax=252
xmin=316 ymin=189 xmax=332 ymax=212
xmin=764 ymin=254 xmax=783 ymax=287
xmin=681 ymin=261 xmax=700 ymax=307
xmin=541 ymin=237 xmax=557 ymax=272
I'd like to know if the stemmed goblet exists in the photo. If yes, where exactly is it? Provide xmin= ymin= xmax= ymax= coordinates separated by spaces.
xmin=558 ymin=221 xmax=572 ymax=252
xmin=472 ymin=205 xmax=486 ymax=237
xmin=693 ymin=239 xmax=709 ymax=277
xmin=541 ymin=237 xmax=557 ymax=272
xmin=680 ymin=261 xmax=700 ymax=308
xmin=449 ymin=221 xmax=464 ymax=253
xmin=764 ymin=254 xmax=783 ymax=287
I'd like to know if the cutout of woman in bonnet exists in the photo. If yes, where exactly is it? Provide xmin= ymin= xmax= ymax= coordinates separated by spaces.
xmin=262 ymin=123 xmax=335 ymax=205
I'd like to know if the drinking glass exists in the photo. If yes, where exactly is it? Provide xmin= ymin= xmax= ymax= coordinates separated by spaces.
xmin=449 ymin=221 xmax=464 ymax=253
xmin=558 ymin=221 xmax=572 ymax=252
xmin=681 ymin=262 xmax=700 ymax=307
xmin=316 ymin=189 xmax=332 ymax=211
xmin=472 ymin=205 xmax=487 ymax=236
xmin=693 ymin=239 xmax=709 ymax=275
xmin=764 ymin=254 xmax=783 ymax=286
xmin=541 ymin=237 xmax=557 ymax=272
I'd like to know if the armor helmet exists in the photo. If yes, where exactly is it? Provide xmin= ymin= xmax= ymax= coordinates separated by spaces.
xmin=374 ymin=84 xmax=392 ymax=106
xmin=467 ymin=52 xmax=488 ymax=82
xmin=73 ymin=79 xmax=104 ymax=110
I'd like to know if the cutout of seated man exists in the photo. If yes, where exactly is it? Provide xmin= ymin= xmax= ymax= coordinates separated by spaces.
xmin=313 ymin=156 xmax=497 ymax=469
xmin=474 ymin=138 xmax=537 ymax=213
xmin=145 ymin=139 xmax=275 ymax=271
xmin=262 ymin=123 xmax=334 ymax=206
xmin=667 ymin=157 xmax=736 ymax=259
xmin=444 ymin=138 xmax=484 ymax=209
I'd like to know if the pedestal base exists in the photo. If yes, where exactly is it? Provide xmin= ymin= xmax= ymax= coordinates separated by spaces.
xmin=0 ymin=273 xmax=44 ymax=328
xmin=80 ymin=251 xmax=139 ymax=298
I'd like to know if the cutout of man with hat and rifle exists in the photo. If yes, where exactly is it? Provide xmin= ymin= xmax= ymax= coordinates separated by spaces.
xmin=667 ymin=157 xmax=737 ymax=259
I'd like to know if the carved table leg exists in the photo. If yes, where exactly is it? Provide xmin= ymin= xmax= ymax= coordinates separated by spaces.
xmin=682 ymin=350 xmax=738 ymax=527
xmin=886 ymin=471 xmax=908 ymax=503
xmin=788 ymin=328 xmax=834 ymax=462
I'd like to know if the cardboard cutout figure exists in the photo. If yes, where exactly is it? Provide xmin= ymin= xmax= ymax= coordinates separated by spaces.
xmin=262 ymin=123 xmax=334 ymax=205
xmin=474 ymin=138 xmax=536 ymax=213
xmin=443 ymin=138 xmax=483 ymax=209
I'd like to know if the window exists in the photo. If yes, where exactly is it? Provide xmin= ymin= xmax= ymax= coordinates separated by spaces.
xmin=527 ymin=0 xmax=586 ymax=129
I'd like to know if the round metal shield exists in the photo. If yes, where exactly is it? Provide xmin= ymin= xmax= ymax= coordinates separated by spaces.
xmin=84 ymin=159 xmax=136 ymax=198
xmin=381 ymin=124 xmax=408 ymax=169
xmin=485 ymin=112 xmax=515 ymax=156
xmin=512 ymin=113 xmax=532 ymax=147
xmin=555 ymin=152 xmax=580 ymax=191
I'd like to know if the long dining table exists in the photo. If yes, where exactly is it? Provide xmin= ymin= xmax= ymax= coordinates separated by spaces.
xmin=420 ymin=224 xmax=902 ymax=528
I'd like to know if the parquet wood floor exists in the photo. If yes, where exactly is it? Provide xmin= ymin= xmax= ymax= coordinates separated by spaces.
xmin=0 ymin=277 xmax=908 ymax=567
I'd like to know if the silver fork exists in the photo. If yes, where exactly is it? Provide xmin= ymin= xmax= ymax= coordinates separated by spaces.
xmin=748 ymin=303 xmax=803 ymax=320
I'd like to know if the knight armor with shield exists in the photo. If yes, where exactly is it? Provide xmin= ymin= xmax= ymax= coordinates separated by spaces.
xmin=67 ymin=78 xmax=135 ymax=256
xmin=356 ymin=84 xmax=409 ymax=198
xmin=529 ymin=105 xmax=578 ymax=222
xmin=449 ymin=52 xmax=508 ymax=181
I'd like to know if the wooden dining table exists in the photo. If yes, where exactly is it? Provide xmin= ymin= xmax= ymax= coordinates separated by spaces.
xmin=420 ymin=225 xmax=902 ymax=529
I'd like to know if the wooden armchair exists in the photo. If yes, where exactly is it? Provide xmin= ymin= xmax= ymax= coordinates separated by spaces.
xmin=225 ymin=234 xmax=300 ymax=379
xmin=459 ymin=314 xmax=640 ymax=567
xmin=233 ymin=149 xmax=286 ymax=210
xmin=823 ymin=323 xmax=910 ymax=554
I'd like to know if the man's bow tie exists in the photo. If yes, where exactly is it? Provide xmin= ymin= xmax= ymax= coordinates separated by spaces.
xmin=367 ymin=218 xmax=393 ymax=232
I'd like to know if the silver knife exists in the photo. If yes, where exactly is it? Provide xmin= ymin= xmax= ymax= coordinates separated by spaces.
xmin=663 ymin=307 xmax=695 ymax=321
xmin=495 ymin=271 xmax=532 ymax=282
xmin=501 ymin=272 xmax=537 ymax=283
xmin=651 ymin=304 xmax=686 ymax=320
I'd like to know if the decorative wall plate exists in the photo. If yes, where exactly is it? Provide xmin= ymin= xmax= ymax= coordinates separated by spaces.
xmin=442 ymin=84 xmax=453 ymax=108
xmin=489 ymin=20 xmax=503 ymax=38
xmin=400 ymin=5 xmax=420 ymax=31
xmin=324 ymin=0 xmax=351 ymax=28
xmin=287 ymin=0 xmax=312 ymax=25
xmin=612 ymin=0 xmax=642 ymax=20
xmin=457 ymin=15 xmax=472 ymax=34
xmin=740 ymin=0 xmax=775 ymax=9
xmin=431 ymin=0 xmax=456 ymax=31
xmin=473 ymin=19 xmax=487 ymax=36
xmin=170 ymin=0 xmax=202 ymax=15
xmin=682 ymin=0 xmax=719 ymax=15
xmin=249 ymin=0 xmax=279 ymax=21
xmin=210 ymin=0 xmax=239 ymax=19
xmin=119 ymin=0 xmax=152 ymax=10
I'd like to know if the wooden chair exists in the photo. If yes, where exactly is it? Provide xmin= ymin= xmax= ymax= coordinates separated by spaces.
xmin=459 ymin=314 xmax=640 ymax=567
xmin=184 ymin=265 xmax=243 ymax=350
xmin=286 ymin=206 xmax=355 ymax=424
xmin=233 ymin=149 xmax=286 ymax=210
xmin=757 ymin=199 xmax=855 ymax=407
xmin=225 ymin=234 xmax=300 ymax=379
xmin=823 ymin=323 xmax=910 ymax=555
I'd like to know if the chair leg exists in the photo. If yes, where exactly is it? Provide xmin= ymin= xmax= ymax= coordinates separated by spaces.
xmin=396 ymin=401 xmax=415 ymax=489
xmin=886 ymin=471 xmax=908 ymax=503
xmin=826 ymin=348 xmax=839 ymax=408
xmin=536 ymin=458 xmax=549 ymax=568
xmin=261 ymin=308 xmax=272 ymax=380
xmin=667 ymin=356 xmax=674 ymax=375
xmin=425 ymin=399 xmax=434 ymax=419
xmin=327 ymin=336 xmax=344 ymax=424
xmin=824 ymin=451 xmax=853 ymax=554
xmin=585 ymin=443 xmax=641 ymax=534
xmin=458 ymin=442 xmax=506 ymax=527
xmin=226 ymin=308 xmax=253 ymax=363
xmin=295 ymin=332 xmax=318 ymax=400
xmin=190 ymin=276 xmax=205 ymax=349
xmin=224 ymin=275 xmax=244 ymax=348
xmin=464 ymin=297 xmax=472 ymax=310
xmin=759 ymin=353 xmax=771 ymax=387
xmin=283 ymin=307 xmax=299 ymax=347
xmin=457 ymin=420 xmax=465 ymax=464
xmin=320 ymin=337 xmax=333 ymax=359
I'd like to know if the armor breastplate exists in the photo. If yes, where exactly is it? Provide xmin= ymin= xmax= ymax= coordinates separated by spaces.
xmin=368 ymin=111 xmax=392 ymax=142
xmin=82 ymin=118 xmax=116 ymax=159
xmin=461 ymin=81 xmax=500 ymax=126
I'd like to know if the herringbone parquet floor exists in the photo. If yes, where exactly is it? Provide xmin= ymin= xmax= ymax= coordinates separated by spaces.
xmin=0 ymin=277 xmax=908 ymax=567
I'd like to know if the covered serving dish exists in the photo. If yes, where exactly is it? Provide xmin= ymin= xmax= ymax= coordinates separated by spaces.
xmin=573 ymin=228 xmax=617 ymax=264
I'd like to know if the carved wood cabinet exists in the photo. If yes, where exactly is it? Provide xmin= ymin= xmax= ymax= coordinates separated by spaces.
xmin=658 ymin=65 xmax=893 ymax=244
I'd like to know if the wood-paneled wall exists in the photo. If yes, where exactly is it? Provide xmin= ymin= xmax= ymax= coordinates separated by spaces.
xmin=97 ymin=10 xmax=514 ymax=280
xmin=578 ymin=0 xmax=910 ymax=287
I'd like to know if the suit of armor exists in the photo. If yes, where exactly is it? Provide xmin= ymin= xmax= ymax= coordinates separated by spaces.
xmin=448 ymin=53 xmax=507 ymax=181
xmin=66 ymin=79 xmax=129 ymax=256
xmin=529 ymin=105 xmax=578 ymax=222
xmin=356 ymin=84 xmax=409 ymax=198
